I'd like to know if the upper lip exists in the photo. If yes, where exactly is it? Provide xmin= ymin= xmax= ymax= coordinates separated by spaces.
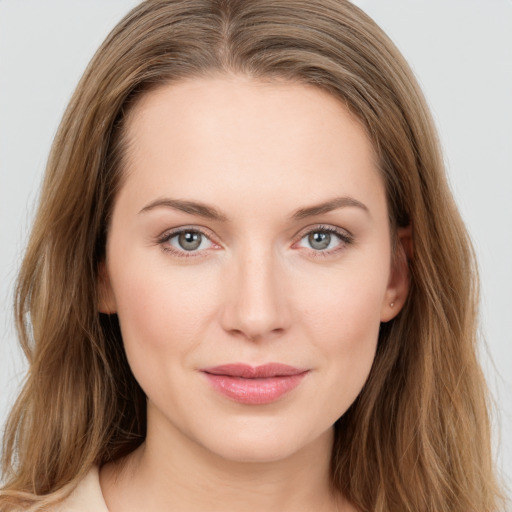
xmin=202 ymin=363 xmax=308 ymax=378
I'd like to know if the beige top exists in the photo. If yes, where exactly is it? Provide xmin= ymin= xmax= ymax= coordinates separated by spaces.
xmin=55 ymin=467 xmax=109 ymax=512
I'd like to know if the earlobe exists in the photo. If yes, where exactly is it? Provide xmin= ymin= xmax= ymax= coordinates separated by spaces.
xmin=97 ymin=261 xmax=117 ymax=314
xmin=380 ymin=225 xmax=412 ymax=322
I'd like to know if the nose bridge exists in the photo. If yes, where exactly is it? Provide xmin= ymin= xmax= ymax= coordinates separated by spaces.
xmin=221 ymin=242 xmax=290 ymax=340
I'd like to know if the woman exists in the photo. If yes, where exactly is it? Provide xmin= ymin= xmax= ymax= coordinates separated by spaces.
xmin=0 ymin=0 xmax=505 ymax=510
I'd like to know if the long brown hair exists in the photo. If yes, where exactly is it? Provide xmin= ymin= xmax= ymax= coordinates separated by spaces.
xmin=1 ymin=1 xmax=505 ymax=510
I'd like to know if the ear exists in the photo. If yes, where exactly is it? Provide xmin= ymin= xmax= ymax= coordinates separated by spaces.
xmin=380 ymin=225 xmax=412 ymax=322
xmin=97 ymin=261 xmax=117 ymax=314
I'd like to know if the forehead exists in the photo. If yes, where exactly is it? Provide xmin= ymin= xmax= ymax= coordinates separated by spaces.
xmin=118 ymin=76 xmax=385 ymax=219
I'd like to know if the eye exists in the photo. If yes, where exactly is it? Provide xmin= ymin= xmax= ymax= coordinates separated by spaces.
xmin=296 ymin=226 xmax=352 ymax=253
xmin=306 ymin=231 xmax=334 ymax=250
xmin=159 ymin=228 xmax=215 ymax=255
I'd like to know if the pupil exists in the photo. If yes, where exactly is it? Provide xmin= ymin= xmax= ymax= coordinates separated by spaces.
xmin=178 ymin=231 xmax=201 ymax=250
xmin=309 ymin=231 xmax=330 ymax=250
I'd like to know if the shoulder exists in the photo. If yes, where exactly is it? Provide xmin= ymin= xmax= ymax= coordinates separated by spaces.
xmin=53 ymin=467 xmax=108 ymax=512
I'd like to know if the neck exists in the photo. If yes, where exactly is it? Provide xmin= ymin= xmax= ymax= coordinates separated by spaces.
xmin=100 ymin=415 xmax=345 ymax=512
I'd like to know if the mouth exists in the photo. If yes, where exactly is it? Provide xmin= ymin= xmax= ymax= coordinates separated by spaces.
xmin=201 ymin=363 xmax=309 ymax=405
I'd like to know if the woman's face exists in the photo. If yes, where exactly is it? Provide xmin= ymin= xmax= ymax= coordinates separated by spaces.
xmin=101 ymin=76 xmax=408 ymax=463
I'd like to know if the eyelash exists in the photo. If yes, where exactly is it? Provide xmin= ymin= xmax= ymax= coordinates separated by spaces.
xmin=295 ymin=225 xmax=354 ymax=258
xmin=156 ymin=225 xmax=354 ymax=259
xmin=156 ymin=226 xmax=217 ymax=258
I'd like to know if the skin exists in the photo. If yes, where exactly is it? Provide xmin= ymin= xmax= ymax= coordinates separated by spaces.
xmin=99 ymin=76 xmax=410 ymax=512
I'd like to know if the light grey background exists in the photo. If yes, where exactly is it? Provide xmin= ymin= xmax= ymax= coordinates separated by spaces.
xmin=1 ymin=0 xmax=511 ymax=492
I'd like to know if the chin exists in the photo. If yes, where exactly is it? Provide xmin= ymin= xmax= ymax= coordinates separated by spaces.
xmin=194 ymin=420 xmax=333 ymax=464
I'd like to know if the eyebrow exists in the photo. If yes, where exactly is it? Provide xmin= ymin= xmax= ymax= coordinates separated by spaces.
xmin=291 ymin=196 xmax=369 ymax=220
xmin=138 ymin=196 xmax=369 ymax=221
xmin=139 ymin=198 xmax=228 ymax=221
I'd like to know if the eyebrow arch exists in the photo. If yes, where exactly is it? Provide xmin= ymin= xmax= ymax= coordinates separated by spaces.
xmin=291 ymin=196 xmax=369 ymax=220
xmin=139 ymin=198 xmax=228 ymax=221
xmin=139 ymin=196 xmax=368 ymax=222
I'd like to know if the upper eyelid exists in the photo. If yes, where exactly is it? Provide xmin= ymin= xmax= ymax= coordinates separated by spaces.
xmin=158 ymin=225 xmax=216 ymax=241
xmin=294 ymin=224 xmax=353 ymax=241
xmin=157 ymin=227 xmax=218 ymax=258
xmin=292 ymin=226 xmax=353 ymax=260
xmin=156 ymin=226 xmax=219 ymax=256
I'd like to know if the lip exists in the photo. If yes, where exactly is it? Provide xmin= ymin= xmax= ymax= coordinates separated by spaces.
xmin=201 ymin=363 xmax=309 ymax=405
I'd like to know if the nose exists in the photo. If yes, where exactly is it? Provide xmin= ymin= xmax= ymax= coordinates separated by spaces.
xmin=219 ymin=246 xmax=292 ymax=342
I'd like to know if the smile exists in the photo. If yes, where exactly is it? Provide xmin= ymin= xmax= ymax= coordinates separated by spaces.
xmin=201 ymin=363 xmax=309 ymax=405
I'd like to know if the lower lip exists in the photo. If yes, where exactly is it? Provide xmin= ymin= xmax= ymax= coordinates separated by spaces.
xmin=203 ymin=372 xmax=308 ymax=405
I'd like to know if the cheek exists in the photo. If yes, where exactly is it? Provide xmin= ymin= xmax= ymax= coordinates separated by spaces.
xmin=312 ymin=283 xmax=382 ymax=373
xmin=296 ymin=257 xmax=388 ymax=346
xmin=292 ymin=260 xmax=388 ymax=411
xmin=108 ymin=253 xmax=218 ymax=363
xmin=108 ymin=261 xmax=222 ymax=413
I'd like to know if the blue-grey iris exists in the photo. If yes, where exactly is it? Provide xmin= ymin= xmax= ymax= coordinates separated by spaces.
xmin=308 ymin=232 xmax=331 ymax=250
xmin=178 ymin=231 xmax=202 ymax=251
